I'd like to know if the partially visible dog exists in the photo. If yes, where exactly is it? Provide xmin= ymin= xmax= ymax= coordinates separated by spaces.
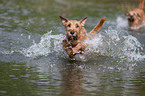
xmin=125 ymin=0 xmax=144 ymax=29
xmin=60 ymin=16 xmax=106 ymax=58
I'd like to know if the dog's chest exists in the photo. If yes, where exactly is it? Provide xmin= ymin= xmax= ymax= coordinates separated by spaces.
xmin=70 ymin=41 xmax=78 ymax=47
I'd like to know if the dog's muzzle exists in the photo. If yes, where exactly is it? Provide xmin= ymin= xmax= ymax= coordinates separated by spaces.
xmin=67 ymin=31 xmax=78 ymax=41
xmin=128 ymin=16 xmax=134 ymax=22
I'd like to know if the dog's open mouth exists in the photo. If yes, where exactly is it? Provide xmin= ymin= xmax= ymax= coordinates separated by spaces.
xmin=68 ymin=35 xmax=78 ymax=41
xmin=128 ymin=17 xmax=134 ymax=22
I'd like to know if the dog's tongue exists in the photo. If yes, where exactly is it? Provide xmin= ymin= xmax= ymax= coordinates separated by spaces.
xmin=71 ymin=36 xmax=74 ymax=40
xmin=128 ymin=18 xmax=134 ymax=22
xmin=67 ymin=36 xmax=74 ymax=41
xmin=69 ymin=36 xmax=77 ymax=41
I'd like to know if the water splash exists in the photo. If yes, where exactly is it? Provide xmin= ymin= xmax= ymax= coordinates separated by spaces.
xmin=85 ymin=27 xmax=145 ymax=62
xmin=22 ymin=29 xmax=145 ymax=61
xmin=116 ymin=16 xmax=128 ymax=28
xmin=22 ymin=31 xmax=65 ymax=58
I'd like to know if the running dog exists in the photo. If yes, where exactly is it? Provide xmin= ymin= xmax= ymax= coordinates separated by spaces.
xmin=60 ymin=16 xmax=106 ymax=58
xmin=125 ymin=0 xmax=144 ymax=29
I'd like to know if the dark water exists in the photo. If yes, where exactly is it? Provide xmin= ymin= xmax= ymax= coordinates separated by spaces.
xmin=0 ymin=0 xmax=145 ymax=96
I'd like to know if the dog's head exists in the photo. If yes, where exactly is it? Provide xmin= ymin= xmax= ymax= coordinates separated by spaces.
xmin=60 ymin=16 xmax=87 ymax=41
xmin=125 ymin=11 xmax=141 ymax=22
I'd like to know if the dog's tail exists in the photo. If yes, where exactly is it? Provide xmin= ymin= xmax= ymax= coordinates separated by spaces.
xmin=90 ymin=17 xmax=106 ymax=34
xmin=139 ymin=0 xmax=144 ymax=9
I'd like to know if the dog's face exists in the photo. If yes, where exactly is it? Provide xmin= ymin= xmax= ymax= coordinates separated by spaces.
xmin=125 ymin=11 xmax=141 ymax=22
xmin=60 ymin=16 xmax=87 ymax=41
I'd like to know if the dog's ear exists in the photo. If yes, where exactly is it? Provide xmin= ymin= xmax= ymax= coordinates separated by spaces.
xmin=59 ymin=16 xmax=68 ymax=25
xmin=125 ymin=12 xmax=130 ymax=16
xmin=80 ymin=17 xmax=88 ymax=26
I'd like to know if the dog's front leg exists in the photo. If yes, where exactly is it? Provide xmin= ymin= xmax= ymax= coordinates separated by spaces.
xmin=72 ymin=43 xmax=86 ymax=55
xmin=62 ymin=40 xmax=74 ymax=58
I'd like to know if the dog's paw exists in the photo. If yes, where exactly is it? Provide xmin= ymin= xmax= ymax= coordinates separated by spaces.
xmin=72 ymin=48 xmax=78 ymax=54
xmin=81 ymin=51 xmax=84 ymax=55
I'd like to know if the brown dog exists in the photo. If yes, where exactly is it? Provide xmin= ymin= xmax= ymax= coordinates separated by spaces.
xmin=125 ymin=0 xmax=144 ymax=29
xmin=60 ymin=16 xmax=106 ymax=58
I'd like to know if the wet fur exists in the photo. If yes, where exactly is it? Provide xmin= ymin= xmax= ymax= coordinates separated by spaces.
xmin=125 ymin=0 xmax=144 ymax=29
xmin=60 ymin=16 xmax=106 ymax=58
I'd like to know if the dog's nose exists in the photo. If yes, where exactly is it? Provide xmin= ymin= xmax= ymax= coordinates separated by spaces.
xmin=70 ymin=31 xmax=75 ymax=35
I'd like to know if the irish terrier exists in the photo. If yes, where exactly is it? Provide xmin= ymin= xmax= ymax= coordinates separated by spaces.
xmin=125 ymin=0 xmax=144 ymax=29
xmin=60 ymin=16 xmax=106 ymax=58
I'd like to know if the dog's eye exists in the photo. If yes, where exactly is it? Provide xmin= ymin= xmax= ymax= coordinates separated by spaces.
xmin=76 ymin=24 xmax=79 ymax=28
xmin=67 ymin=24 xmax=71 ymax=27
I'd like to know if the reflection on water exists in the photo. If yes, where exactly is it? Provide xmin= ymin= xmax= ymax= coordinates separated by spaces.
xmin=1 ymin=59 xmax=145 ymax=96
xmin=0 ymin=0 xmax=145 ymax=96
xmin=60 ymin=62 xmax=83 ymax=96
xmin=0 ymin=62 xmax=37 ymax=96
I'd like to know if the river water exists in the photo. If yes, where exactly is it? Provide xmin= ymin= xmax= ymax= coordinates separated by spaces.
xmin=0 ymin=0 xmax=145 ymax=96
